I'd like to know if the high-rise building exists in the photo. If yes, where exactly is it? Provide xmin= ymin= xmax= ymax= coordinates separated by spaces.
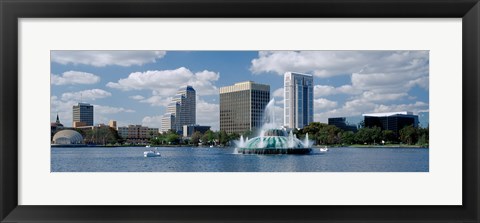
xmin=161 ymin=86 xmax=196 ymax=133
xmin=72 ymin=103 xmax=94 ymax=126
xmin=220 ymin=81 xmax=270 ymax=134
xmin=284 ymin=72 xmax=314 ymax=129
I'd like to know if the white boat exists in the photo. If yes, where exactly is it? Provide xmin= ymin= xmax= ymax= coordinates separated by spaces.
xmin=319 ymin=147 xmax=329 ymax=152
xmin=145 ymin=145 xmax=151 ymax=148
xmin=144 ymin=148 xmax=160 ymax=157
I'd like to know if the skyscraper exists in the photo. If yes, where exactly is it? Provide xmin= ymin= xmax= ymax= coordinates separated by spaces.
xmin=284 ymin=72 xmax=314 ymax=129
xmin=220 ymin=81 xmax=270 ymax=134
xmin=72 ymin=102 xmax=94 ymax=126
xmin=161 ymin=86 xmax=196 ymax=133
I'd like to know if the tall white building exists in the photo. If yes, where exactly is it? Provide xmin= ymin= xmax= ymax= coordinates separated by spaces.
xmin=284 ymin=72 xmax=314 ymax=129
xmin=161 ymin=86 xmax=196 ymax=133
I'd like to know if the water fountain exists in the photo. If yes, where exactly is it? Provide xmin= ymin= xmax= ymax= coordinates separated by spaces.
xmin=236 ymin=99 xmax=313 ymax=154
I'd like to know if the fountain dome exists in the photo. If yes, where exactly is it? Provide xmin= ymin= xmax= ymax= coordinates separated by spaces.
xmin=238 ymin=129 xmax=312 ymax=154
xmin=243 ymin=129 xmax=304 ymax=149
xmin=236 ymin=98 xmax=312 ymax=154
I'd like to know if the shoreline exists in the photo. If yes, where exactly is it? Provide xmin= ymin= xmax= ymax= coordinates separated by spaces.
xmin=314 ymin=144 xmax=428 ymax=148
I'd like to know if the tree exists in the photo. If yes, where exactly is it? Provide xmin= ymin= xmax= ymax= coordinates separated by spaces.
xmin=382 ymin=130 xmax=396 ymax=143
xmin=399 ymin=125 xmax=418 ymax=145
xmin=191 ymin=131 xmax=202 ymax=146
xmin=218 ymin=130 xmax=229 ymax=146
xmin=301 ymin=122 xmax=341 ymax=145
xmin=355 ymin=127 xmax=381 ymax=144
xmin=355 ymin=128 xmax=371 ymax=144
xmin=228 ymin=132 xmax=240 ymax=142
xmin=165 ymin=129 xmax=180 ymax=144
xmin=370 ymin=126 xmax=382 ymax=144
xmin=201 ymin=130 xmax=216 ymax=145
xmin=416 ymin=127 xmax=429 ymax=146
xmin=242 ymin=130 xmax=254 ymax=138
xmin=83 ymin=127 xmax=118 ymax=145
xmin=341 ymin=131 xmax=356 ymax=145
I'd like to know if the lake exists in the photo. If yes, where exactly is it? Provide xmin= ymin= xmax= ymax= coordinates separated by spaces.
xmin=51 ymin=146 xmax=429 ymax=172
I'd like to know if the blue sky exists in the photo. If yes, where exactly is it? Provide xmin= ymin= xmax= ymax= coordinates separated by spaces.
xmin=51 ymin=51 xmax=429 ymax=130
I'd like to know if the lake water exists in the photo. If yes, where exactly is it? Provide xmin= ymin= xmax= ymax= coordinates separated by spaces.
xmin=51 ymin=146 xmax=428 ymax=172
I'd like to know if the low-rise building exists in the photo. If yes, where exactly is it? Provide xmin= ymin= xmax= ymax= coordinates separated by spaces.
xmin=328 ymin=116 xmax=363 ymax=132
xmin=183 ymin=125 xmax=211 ymax=137
xmin=117 ymin=125 xmax=159 ymax=144
xmin=363 ymin=111 xmax=419 ymax=136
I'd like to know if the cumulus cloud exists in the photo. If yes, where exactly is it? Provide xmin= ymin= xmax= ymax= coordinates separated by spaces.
xmin=106 ymin=67 xmax=220 ymax=102
xmin=50 ymin=96 xmax=77 ymax=126
xmin=61 ymin=89 xmax=112 ymax=101
xmin=251 ymin=51 xmax=428 ymax=80
xmin=373 ymin=101 xmax=429 ymax=114
xmin=314 ymin=99 xmax=429 ymax=123
xmin=142 ymin=116 xmax=164 ymax=129
xmin=315 ymin=98 xmax=338 ymax=111
xmin=129 ymin=95 xmax=145 ymax=100
xmin=196 ymin=99 xmax=220 ymax=131
xmin=51 ymin=50 xmax=166 ymax=67
xmin=94 ymin=105 xmax=135 ymax=114
xmin=314 ymin=85 xmax=362 ymax=97
xmin=51 ymin=71 xmax=100 ymax=85
xmin=273 ymin=88 xmax=284 ymax=98
xmin=51 ymin=95 xmax=135 ymax=127
xmin=253 ymin=51 xmax=429 ymax=123
xmin=139 ymin=96 xmax=173 ymax=107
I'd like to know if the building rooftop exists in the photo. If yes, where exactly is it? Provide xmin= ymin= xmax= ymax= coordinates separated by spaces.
xmin=284 ymin=71 xmax=313 ymax=77
xmin=219 ymin=81 xmax=270 ymax=94
xmin=363 ymin=111 xmax=414 ymax=117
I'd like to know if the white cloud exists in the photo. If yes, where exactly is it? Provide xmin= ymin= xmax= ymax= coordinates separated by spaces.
xmin=142 ymin=116 xmax=164 ymax=129
xmin=314 ymin=85 xmax=336 ymax=97
xmin=273 ymin=88 xmax=284 ymax=98
xmin=52 ymin=93 xmax=135 ymax=127
xmin=273 ymin=104 xmax=284 ymax=127
xmin=315 ymin=98 xmax=338 ymax=111
xmin=61 ymin=89 xmax=112 ymax=101
xmin=94 ymin=105 xmax=135 ymax=114
xmin=139 ymin=96 xmax=172 ymax=107
xmin=314 ymin=98 xmax=429 ymax=123
xmin=251 ymin=51 xmax=428 ymax=80
xmin=106 ymin=67 xmax=220 ymax=99
xmin=196 ymin=99 xmax=220 ymax=131
xmin=314 ymin=85 xmax=362 ymax=97
xmin=129 ymin=95 xmax=145 ymax=100
xmin=51 ymin=96 xmax=77 ymax=126
xmin=373 ymin=101 xmax=429 ymax=114
xmin=360 ymin=91 xmax=408 ymax=102
xmin=51 ymin=51 xmax=166 ymax=67
xmin=51 ymin=71 xmax=100 ymax=85
xmin=255 ymin=51 xmax=429 ymax=120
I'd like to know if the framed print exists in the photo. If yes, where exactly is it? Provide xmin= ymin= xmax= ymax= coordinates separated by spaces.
xmin=1 ymin=0 xmax=479 ymax=222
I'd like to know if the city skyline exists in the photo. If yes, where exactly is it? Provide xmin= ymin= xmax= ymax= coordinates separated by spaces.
xmin=51 ymin=51 xmax=429 ymax=131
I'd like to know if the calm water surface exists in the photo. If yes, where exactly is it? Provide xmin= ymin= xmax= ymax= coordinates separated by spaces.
xmin=51 ymin=146 xmax=429 ymax=172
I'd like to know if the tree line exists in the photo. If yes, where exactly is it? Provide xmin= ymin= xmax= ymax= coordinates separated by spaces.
xmin=294 ymin=122 xmax=428 ymax=146
xmin=67 ymin=122 xmax=428 ymax=147
xmin=148 ymin=129 xmax=242 ymax=146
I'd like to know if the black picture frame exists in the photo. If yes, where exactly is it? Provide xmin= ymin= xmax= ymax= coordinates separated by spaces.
xmin=1 ymin=0 xmax=479 ymax=222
